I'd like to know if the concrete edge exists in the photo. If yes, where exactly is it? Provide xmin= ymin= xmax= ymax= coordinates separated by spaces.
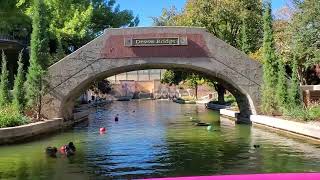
xmin=0 ymin=111 xmax=90 ymax=145
xmin=250 ymin=115 xmax=320 ymax=140
xmin=218 ymin=109 xmax=320 ymax=140
xmin=301 ymin=85 xmax=320 ymax=91
xmin=219 ymin=109 xmax=238 ymax=118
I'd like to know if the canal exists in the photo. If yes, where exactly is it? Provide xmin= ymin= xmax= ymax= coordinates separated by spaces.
xmin=0 ymin=100 xmax=320 ymax=179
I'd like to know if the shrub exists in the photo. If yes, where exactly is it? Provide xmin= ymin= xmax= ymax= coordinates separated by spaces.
xmin=283 ymin=104 xmax=320 ymax=121
xmin=0 ymin=106 xmax=29 ymax=128
xmin=308 ymin=105 xmax=320 ymax=121
xmin=12 ymin=51 xmax=26 ymax=113
xmin=0 ymin=51 xmax=11 ymax=107
xmin=283 ymin=106 xmax=309 ymax=121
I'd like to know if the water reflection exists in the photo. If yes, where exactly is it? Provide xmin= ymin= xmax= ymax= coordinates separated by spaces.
xmin=0 ymin=100 xmax=320 ymax=179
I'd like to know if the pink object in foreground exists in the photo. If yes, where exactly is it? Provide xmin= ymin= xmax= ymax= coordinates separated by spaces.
xmin=99 ymin=127 xmax=106 ymax=132
xmin=143 ymin=173 xmax=320 ymax=180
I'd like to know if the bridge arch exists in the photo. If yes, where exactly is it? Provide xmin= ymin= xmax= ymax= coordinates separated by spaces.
xmin=43 ymin=27 xmax=262 ymax=123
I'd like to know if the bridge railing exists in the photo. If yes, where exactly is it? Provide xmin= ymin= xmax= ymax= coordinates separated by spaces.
xmin=0 ymin=34 xmax=29 ymax=46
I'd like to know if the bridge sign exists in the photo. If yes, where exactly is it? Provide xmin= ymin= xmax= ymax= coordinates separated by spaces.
xmin=124 ymin=37 xmax=188 ymax=47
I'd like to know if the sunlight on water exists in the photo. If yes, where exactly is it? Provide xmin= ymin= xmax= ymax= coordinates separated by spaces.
xmin=1 ymin=100 xmax=320 ymax=179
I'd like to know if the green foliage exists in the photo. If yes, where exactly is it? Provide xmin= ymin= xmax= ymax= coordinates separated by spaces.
xmin=27 ymin=0 xmax=49 ymax=69
xmin=25 ymin=63 xmax=45 ymax=114
xmin=161 ymin=70 xmax=188 ymax=85
xmin=172 ymin=0 xmax=263 ymax=50
xmin=225 ymin=94 xmax=237 ymax=107
xmin=210 ymin=93 xmax=236 ymax=106
xmin=275 ymin=58 xmax=287 ymax=109
xmin=90 ymin=0 xmax=139 ymax=33
xmin=161 ymin=70 xmax=206 ymax=99
xmin=289 ymin=0 xmax=320 ymax=84
xmin=0 ymin=51 xmax=11 ymax=107
xmin=241 ymin=19 xmax=250 ymax=54
xmin=0 ymin=105 xmax=29 ymax=128
xmin=186 ymin=74 xmax=204 ymax=99
xmin=240 ymin=0 xmax=263 ymax=52
xmin=90 ymin=79 xmax=112 ymax=94
xmin=152 ymin=7 xmax=178 ymax=26
xmin=0 ymin=0 xmax=31 ymax=38
xmin=17 ymin=0 xmax=139 ymax=61
xmin=261 ymin=1 xmax=278 ymax=114
xmin=161 ymin=70 xmax=175 ymax=85
xmin=288 ymin=58 xmax=300 ymax=107
xmin=51 ymin=35 xmax=66 ymax=64
xmin=186 ymin=74 xmax=203 ymax=89
xmin=283 ymin=104 xmax=320 ymax=121
xmin=308 ymin=105 xmax=320 ymax=120
xmin=25 ymin=0 xmax=48 ymax=119
xmin=155 ymin=0 xmax=263 ymax=103
xmin=12 ymin=51 xmax=26 ymax=113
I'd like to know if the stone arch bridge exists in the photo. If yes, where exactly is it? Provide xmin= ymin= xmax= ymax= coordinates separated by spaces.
xmin=43 ymin=27 xmax=262 ymax=123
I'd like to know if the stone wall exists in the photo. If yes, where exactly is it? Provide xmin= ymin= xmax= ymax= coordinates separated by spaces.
xmin=301 ymin=85 xmax=320 ymax=106
xmin=0 ymin=119 xmax=63 ymax=145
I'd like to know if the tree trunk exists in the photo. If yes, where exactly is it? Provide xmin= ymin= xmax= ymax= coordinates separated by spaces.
xmin=195 ymin=82 xmax=198 ymax=99
xmin=217 ymin=84 xmax=225 ymax=104
xmin=37 ymin=77 xmax=42 ymax=120
xmin=37 ymin=96 xmax=41 ymax=120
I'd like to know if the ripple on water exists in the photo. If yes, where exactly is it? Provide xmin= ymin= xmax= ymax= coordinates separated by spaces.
xmin=1 ymin=101 xmax=320 ymax=179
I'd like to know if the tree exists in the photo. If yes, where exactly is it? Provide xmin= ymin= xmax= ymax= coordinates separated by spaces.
xmin=289 ymin=0 xmax=320 ymax=85
xmin=172 ymin=0 xmax=262 ymax=50
xmin=12 ymin=50 xmax=26 ymax=112
xmin=17 ymin=0 xmax=139 ymax=60
xmin=288 ymin=58 xmax=300 ymax=107
xmin=152 ymin=7 xmax=178 ymax=26
xmin=167 ymin=0 xmax=263 ymax=103
xmin=185 ymin=74 xmax=205 ymax=99
xmin=161 ymin=70 xmax=188 ymax=85
xmin=276 ymin=58 xmax=287 ymax=109
xmin=161 ymin=70 xmax=176 ymax=85
xmin=90 ymin=0 xmax=139 ymax=34
xmin=0 ymin=51 xmax=11 ymax=107
xmin=261 ymin=1 xmax=278 ymax=114
xmin=241 ymin=19 xmax=250 ymax=54
xmin=90 ymin=79 xmax=112 ymax=95
xmin=240 ymin=0 xmax=263 ymax=52
xmin=0 ymin=0 xmax=31 ymax=39
xmin=25 ymin=0 xmax=49 ymax=119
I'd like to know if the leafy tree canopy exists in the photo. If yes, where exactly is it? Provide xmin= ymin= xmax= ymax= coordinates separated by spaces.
xmin=290 ymin=0 xmax=320 ymax=84
xmin=16 ymin=0 xmax=139 ymax=56
xmin=0 ymin=0 xmax=31 ymax=39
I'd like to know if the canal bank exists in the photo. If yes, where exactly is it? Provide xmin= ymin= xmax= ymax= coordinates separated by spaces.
xmin=0 ymin=108 xmax=90 ymax=145
xmin=218 ymin=108 xmax=320 ymax=141
xmin=1 ymin=100 xmax=320 ymax=179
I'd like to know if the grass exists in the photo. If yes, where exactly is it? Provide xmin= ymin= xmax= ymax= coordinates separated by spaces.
xmin=283 ymin=104 xmax=320 ymax=121
xmin=0 ymin=105 xmax=30 ymax=128
xmin=209 ymin=94 xmax=237 ymax=107
xmin=179 ymin=96 xmax=196 ymax=101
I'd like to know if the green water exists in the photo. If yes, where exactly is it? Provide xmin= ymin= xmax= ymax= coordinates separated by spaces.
xmin=0 ymin=100 xmax=320 ymax=179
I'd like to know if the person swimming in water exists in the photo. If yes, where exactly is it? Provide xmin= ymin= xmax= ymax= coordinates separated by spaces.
xmin=45 ymin=146 xmax=58 ymax=158
xmin=68 ymin=142 xmax=76 ymax=152
xmin=115 ymin=114 xmax=119 ymax=121
xmin=60 ymin=142 xmax=76 ymax=157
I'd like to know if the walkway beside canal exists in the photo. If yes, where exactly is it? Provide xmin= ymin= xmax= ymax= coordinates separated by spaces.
xmin=219 ymin=109 xmax=320 ymax=140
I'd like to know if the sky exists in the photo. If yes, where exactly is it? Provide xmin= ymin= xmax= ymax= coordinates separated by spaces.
xmin=116 ymin=0 xmax=288 ymax=27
